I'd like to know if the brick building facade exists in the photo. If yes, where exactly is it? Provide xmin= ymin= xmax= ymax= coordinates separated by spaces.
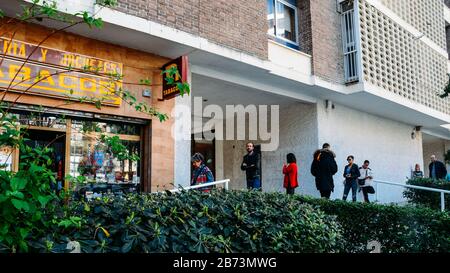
xmin=0 ymin=0 xmax=449 ymax=199
xmin=115 ymin=0 xmax=268 ymax=59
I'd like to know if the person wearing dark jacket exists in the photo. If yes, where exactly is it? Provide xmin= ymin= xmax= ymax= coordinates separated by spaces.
xmin=343 ymin=155 xmax=360 ymax=202
xmin=428 ymin=155 xmax=447 ymax=180
xmin=283 ymin=153 xmax=298 ymax=195
xmin=241 ymin=142 xmax=261 ymax=190
xmin=191 ymin=153 xmax=214 ymax=192
xmin=310 ymin=143 xmax=338 ymax=199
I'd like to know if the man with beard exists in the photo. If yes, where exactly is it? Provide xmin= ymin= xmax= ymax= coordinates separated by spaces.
xmin=241 ymin=142 xmax=261 ymax=190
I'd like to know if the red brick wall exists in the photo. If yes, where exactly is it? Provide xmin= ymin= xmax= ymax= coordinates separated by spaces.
xmin=115 ymin=0 xmax=268 ymax=59
xmin=298 ymin=0 xmax=312 ymax=55
xmin=309 ymin=0 xmax=345 ymax=84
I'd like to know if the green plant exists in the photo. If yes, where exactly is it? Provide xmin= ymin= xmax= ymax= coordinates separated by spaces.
xmin=0 ymin=0 xmax=189 ymax=252
xmin=403 ymin=178 xmax=450 ymax=210
xmin=439 ymin=74 xmax=450 ymax=98
xmin=0 ymin=118 xmax=59 ymax=252
xmin=24 ymin=190 xmax=343 ymax=253
xmin=294 ymin=195 xmax=450 ymax=253
xmin=99 ymin=135 xmax=139 ymax=162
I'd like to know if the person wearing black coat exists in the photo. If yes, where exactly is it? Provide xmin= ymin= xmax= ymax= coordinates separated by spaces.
xmin=342 ymin=155 xmax=360 ymax=202
xmin=241 ymin=142 xmax=261 ymax=190
xmin=428 ymin=155 xmax=447 ymax=180
xmin=310 ymin=143 xmax=338 ymax=199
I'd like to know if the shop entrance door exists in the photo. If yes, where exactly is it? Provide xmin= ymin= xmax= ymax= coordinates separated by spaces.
xmin=22 ymin=129 xmax=66 ymax=191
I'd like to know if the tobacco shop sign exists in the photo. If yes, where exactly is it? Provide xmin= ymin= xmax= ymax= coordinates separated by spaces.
xmin=0 ymin=37 xmax=123 ymax=106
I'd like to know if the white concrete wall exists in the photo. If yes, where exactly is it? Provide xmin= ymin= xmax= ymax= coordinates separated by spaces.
xmin=316 ymin=100 xmax=424 ymax=203
xmin=197 ymin=97 xmax=428 ymax=205
xmin=173 ymin=71 xmax=192 ymax=188
xmin=45 ymin=0 xmax=95 ymax=14
xmin=268 ymin=40 xmax=312 ymax=77
xmin=221 ymin=102 xmax=318 ymax=195
xmin=261 ymin=103 xmax=318 ymax=196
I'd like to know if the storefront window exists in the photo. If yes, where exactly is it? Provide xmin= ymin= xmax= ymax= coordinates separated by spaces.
xmin=70 ymin=120 xmax=141 ymax=186
xmin=15 ymin=112 xmax=67 ymax=129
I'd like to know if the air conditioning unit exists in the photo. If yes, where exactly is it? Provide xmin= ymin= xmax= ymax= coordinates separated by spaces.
xmin=336 ymin=0 xmax=353 ymax=13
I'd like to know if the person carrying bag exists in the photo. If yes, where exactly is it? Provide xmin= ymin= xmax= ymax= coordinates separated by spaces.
xmin=358 ymin=160 xmax=375 ymax=203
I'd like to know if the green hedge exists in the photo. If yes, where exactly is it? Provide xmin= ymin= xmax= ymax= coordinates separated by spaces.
xmin=295 ymin=195 xmax=450 ymax=253
xmin=3 ymin=190 xmax=450 ymax=253
xmin=403 ymin=178 xmax=450 ymax=210
xmin=19 ymin=190 xmax=342 ymax=253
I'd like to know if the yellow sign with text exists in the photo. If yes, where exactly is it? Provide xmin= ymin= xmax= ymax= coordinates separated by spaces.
xmin=0 ymin=37 xmax=123 ymax=106
xmin=0 ymin=58 xmax=122 ymax=105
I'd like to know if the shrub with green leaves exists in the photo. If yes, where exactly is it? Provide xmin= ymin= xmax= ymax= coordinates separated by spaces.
xmin=25 ymin=190 xmax=343 ymax=253
xmin=4 ymin=189 xmax=450 ymax=253
xmin=0 ymin=116 xmax=60 ymax=252
xmin=403 ymin=178 xmax=450 ymax=210
xmin=295 ymin=195 xmax=450 ymax=253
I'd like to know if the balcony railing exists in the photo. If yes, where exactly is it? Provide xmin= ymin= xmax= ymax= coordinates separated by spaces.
xmin=154 ymin=179 xmax=231 ymax=194
xmin=373 ymin=180 xmax=450 ymax=211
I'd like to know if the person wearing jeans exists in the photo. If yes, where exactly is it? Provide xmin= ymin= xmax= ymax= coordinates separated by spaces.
xmin=358 ymin=160 xmax=374 ymax=203
xmin=241 ymin=142 xmax=261 ymax=190
xmin=343 ymin=155 xmax=360 ymax=202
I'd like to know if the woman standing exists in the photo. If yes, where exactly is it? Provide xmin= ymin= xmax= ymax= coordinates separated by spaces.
xmin=191 ymin=152 xmax=215 ymax=192
xmin=283 ymin=153 xmax=299 ymax=195
xmin=343 ymin=155 xmax=360 ymax=202
xmin=412 ymin=164 xmax=424 ymax=178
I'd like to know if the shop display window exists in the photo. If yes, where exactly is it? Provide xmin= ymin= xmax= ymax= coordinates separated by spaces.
xmin=70 ymin=120 xmax=141 ymax=185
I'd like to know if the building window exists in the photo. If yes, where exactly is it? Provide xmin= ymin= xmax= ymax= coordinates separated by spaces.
xmin=341 ymin=2 xmax=359 ymax=83
xmin=267 ymin=0 xmax=299 ymax=50
xmin=69 ymin=119 xmax=142 ymax=199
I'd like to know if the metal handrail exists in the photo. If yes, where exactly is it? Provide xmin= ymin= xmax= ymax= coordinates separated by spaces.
xmin=373 ymin=179 xmax=450 ymax=211
xmin=159 ymin=179 xmax=230 ymax=194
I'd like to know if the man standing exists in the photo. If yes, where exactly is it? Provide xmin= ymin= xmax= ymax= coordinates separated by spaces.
xmin=358 ymin=160 xmax=374 ymax=203
xmin=241 ymin=142 xmax=261 ymax=190
xmin=310 ymin=143 xmax=338 ymax=199
xmin=428 ymin=155 xmax=447 ymax=180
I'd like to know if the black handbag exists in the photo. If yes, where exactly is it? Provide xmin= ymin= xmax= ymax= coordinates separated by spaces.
xmin=366 ymin=186 xmax=375 ymax=194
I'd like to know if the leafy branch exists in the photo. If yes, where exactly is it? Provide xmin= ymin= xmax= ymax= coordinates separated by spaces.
xmin=439 ymin=74 xmax=450 ymax=98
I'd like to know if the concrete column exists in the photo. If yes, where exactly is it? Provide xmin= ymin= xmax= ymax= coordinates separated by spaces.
xmin=173 ymin=67 xmax=192 ymax=188
xmin=215 ymin=140 xmax=224 ymax=180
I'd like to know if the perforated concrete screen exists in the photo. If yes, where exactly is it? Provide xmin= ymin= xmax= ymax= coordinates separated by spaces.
xmin=380 ymin=0 xmax=446 ymax=50
xmin=358 ymin=0 xmax=450 ymax=115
